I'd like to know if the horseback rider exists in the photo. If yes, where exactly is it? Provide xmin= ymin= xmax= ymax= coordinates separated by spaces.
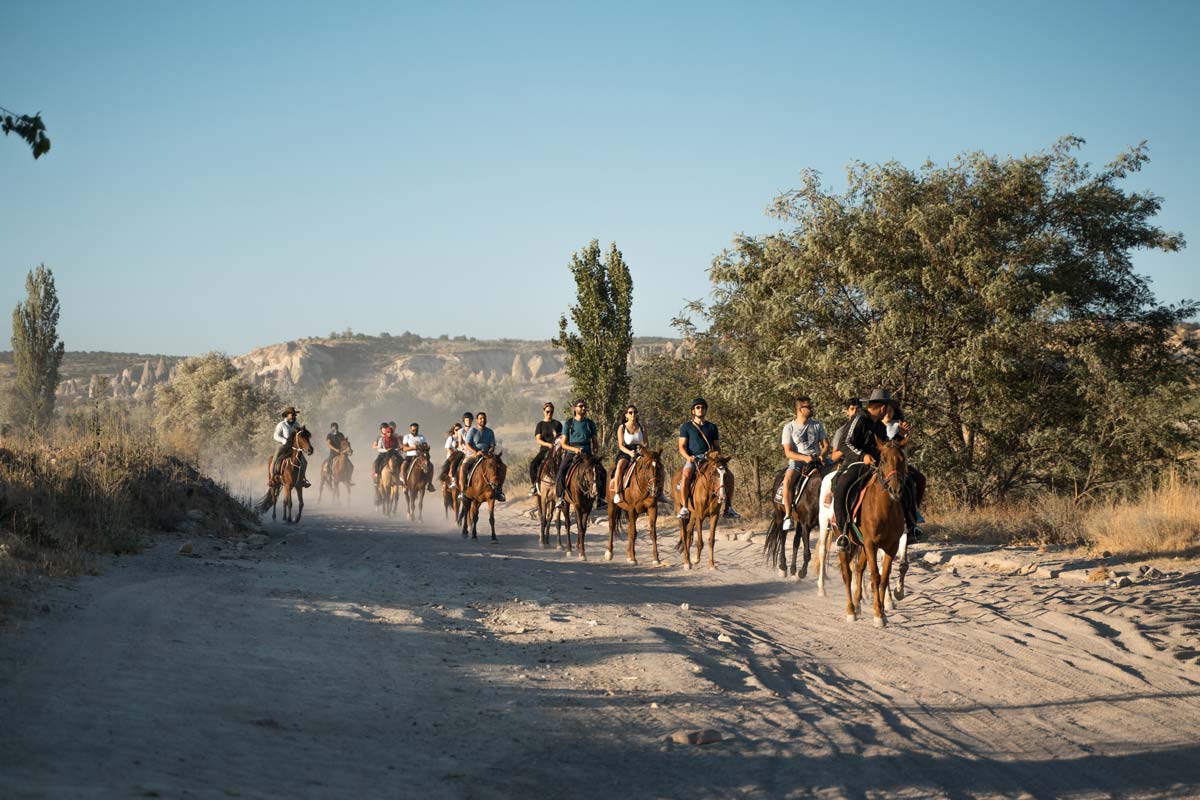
xmin=612 ymin=404 xmax=648 ymax=506
xmin=827 ymin=396 xmax=863 ymax=468
xmin=460 ymin=411 xmax=506 ymax=502
xmin=446 ymin=412 xmax=474 ymax=490
xmin=555 ymin=399 xmax=607 ymax=510
xmin=269 ymin=406 xmax=311 ymax=488
xmin=325 ymin=423 xmax=353 ymax=483
xmin=440 ymin=422 xmax=461 ymax=488
xmin=780 ymin=396 xmax=829 ymax=531
xmin=372 ymin=421 xmax=400 ymax=485
xmin=677 ymin=398 xmax=739 ymax=520
xmin=831 ymin=388 xmax=907 ymax=548
xmin=528 ymin=402 xmax=563 ymax=496
xmin=883 ymin=398 xmax=925 ymax=540
xmin=401 ymin=422 xmax=435 ymax=492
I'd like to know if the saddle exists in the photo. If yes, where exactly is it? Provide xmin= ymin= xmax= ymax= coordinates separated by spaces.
xmin=612 ymin=452 xmax=641 ymax=494
xmin=773 ymin=462 xmax=822 ymax=510
xmin=464 ymin=454 xmax=489 ymax=487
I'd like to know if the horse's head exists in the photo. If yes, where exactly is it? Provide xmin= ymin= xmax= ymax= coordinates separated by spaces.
xmin=479 ymin=451 xmax=506 ymax=491
xmin=578 ymin=452 xmax=599 ymax=498
xmin=295 ymin=426 xmax=314 ymax=456
xmin=874 ymin=435 xmax=907 ymax=501
xmin=634 ymin=448 xmax=663 ymax=493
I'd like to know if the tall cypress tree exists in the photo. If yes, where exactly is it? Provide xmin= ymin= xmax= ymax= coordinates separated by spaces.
xmin=10 ymin=264 xmax=65 ymax=437
xmin=553 ymin=240 xmax=634 ymax=451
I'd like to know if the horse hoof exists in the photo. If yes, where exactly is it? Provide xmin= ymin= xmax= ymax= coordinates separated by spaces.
xmin=818 ymin=587 xmax=827 ymax=598
xmin=845 ymin=614 xmax=857 ymax=623
xmin=604 ymin=551 xmax=613 ymax=562
xmin=777 ymin=568 xmax=787 ymax=579
xmin=652 ymin=560 xmax=662 ymax=567
xmin=579 ymin=554 xmax=588 ymax=562
xmin=798 ymin=567 xmax=808 ymax=579
xmin=874 ymin=616 xmax=887 ymax=629
xmin=683 ymin=563 xmax=692 ymax=571
xmin=708 ymin=564 xmax=717 ymax=572
xmin=895 ymin=589 xmax=905 ymax=601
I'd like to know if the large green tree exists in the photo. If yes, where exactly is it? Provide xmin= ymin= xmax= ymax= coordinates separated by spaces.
xmin=688 ymin=137 xmax=1195 ymax=507
xmin=10 ymin=264 xmax=65 ymax=436
xmin=154 ymin=353 xmax=280 ymax=467
xmin=553 ymin=240 xmax=634 ymax=450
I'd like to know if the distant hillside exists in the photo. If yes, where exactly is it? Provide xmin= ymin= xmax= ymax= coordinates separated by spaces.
xmin=0 ymin=333 xmax=687 ymax=407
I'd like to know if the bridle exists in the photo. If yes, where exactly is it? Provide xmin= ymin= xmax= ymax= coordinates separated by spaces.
xmin=873 ymin=446 xmax=906 ymax=502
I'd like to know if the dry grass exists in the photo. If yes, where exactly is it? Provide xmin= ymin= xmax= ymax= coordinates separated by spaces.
xmin=1083 ymin=477 xmax=1200 ymax=556
xmin=0 ymin=436 xmax=257 ymax=581
xmin=927 ymin=478 xmax=1200 ymax=556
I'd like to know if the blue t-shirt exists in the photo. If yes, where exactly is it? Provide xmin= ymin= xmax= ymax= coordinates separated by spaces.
xmin=564 ymin=417 xmax=597 ymax=451
xmin=466 ymin=426 xmax=496 ymax=453
xmin=679 ymin=420 xmax=719 ymax=456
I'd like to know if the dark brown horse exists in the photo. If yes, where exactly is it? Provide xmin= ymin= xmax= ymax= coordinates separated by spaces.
xmin=560 ymin=452 xmax=601 ymax=560
xmin=763 ymin=462 xmax=823 ymax=580
xmin=404 ymin=444 xmax=434 ymax=521
xmin=839 ymin=437 xmax=908 ymax=627
xmin=257 ymin=427 xmax=314 ymax=523
xmin=440 ymin=471 xmax=458 ymax=520
xmin=460 ymin=452 xmax=506 ymax=541
xmin=536 ymin=446 xmax=565 ymax=549
xmin=318 ymin=446 xmax=354 ymax=505
xmin=672 ymin=451 xmax=730 ymax=571
xmin=605 ymin=448 xmax=664 ymax=565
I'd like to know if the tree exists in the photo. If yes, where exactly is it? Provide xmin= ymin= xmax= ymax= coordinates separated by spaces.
xmin=10 ymin=265 xmax=65 ymax=436
xmin=688 ymin=137 xmax=1195 ymax=507
xmin=154 ymin=353 xmax=280 ymax=467
xmin=1 ymin=105 xmax=51 ymax=159
xmin=553 ymin=240 xmax=634 ymax=450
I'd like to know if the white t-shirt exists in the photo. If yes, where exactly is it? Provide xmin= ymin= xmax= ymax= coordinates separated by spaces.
xmin=781 ymin=419 xmax=828 ymax=457
xmin=403 ymin=433 xmax=427 ymax=457
xmin=622 ymin=425 xmax=646 ymax=447
xmin=274 ymin=419 xmax=299 ymax=445
xmin=444 ymin=435 xmax=457 ymax=451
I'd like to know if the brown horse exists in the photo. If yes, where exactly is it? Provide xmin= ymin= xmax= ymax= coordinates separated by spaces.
xmin=318 ymin=447 xmax=354 ymax=505
xmin=839 ymin=437 xmax=908 ymax=627
xmin=460 ymin=452 xmax=506 ymax=541
xmin=560 ymin=452 xmax=601 ymax=560
xmin=605 ymin=448 xmax=664 ymax=565
xmin=762 ymin=462 xmax=823 ymax=580
xmin=257 ymin=427 xmax=314 ymax=523
xmin=672 ymin=451 xmax=730 ymax=571
xmin=536 ymin=446 xmax=565 ymax=549
xmin=403 ymin=444 xmax=434 ymax=521
xmin=440 ymin=471 xmax=458 ymax=520
xmin=378 ymin=451 xmax=402 ymax=517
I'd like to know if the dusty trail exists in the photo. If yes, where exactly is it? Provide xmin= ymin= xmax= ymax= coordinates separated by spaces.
xmin=2 ymin=500 xmax=1199 ymax=799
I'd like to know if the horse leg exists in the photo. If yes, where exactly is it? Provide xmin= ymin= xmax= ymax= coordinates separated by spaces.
xmin=775 ymin=510 xmax=788 ymax=578
xmin=488 ymin=499 xmax=496 ymax=542
xmin=471 ymin=501 xmax=480 ymax=540
xmin=838 ymin=547 xmax=856 ymax=622
xmin=894 ymin=532 xmax=910 ymax=602
xmin=461 ymin=496 xmax=469 ymax=537
xmin=863 ymin=542 xmax=886 ymax=627
xmin=577 ymin=508 xmax=588 ymax=561
xmin=790 ymin=526 xmax=802 ymax=577
xmin=295 ymin=487 xmax=304 ymax=523
xmin=647 ymin=506 xmax=661 ymax=566
xmin=626 ymin=510 xmax=638 ymax=564
xmin=798 ymin=521 xmax=812 ymax=580
xmin=563 ymin=504 xmax=573 ymax=554
xmin=817 ymin=519 xmax=830 ymax=596
xmin=678 ymin=515 xmax=693 ymax=570
xmin=707 ymin=513 xmax=719 ymax=570
xmin=606 ymin=507 xmax=617 ymax=562
xmin=878 ymin=550 xmax=896 ymax=627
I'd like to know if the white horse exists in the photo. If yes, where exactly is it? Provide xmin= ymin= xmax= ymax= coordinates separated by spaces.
xmin=815 ymin=469 xmax=910 ymax=609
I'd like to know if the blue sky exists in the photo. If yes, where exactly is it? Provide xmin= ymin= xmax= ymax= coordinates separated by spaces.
xmin=2 ymin=1 xmax=1197 ymax=355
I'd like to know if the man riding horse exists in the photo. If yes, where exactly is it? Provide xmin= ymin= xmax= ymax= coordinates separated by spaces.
xmin=677 ymin=397 xmax=739 ymax=520
xmin=269 ymin=406 xmax=311 ymax=488
xmin=460 ymin=411 xmax=506 ymax=502
xmin=831 ymin=388 xmax=911 ymax=548
xmin=555 ymin=399 xmax=606 ymax=511
xmin=780 ymin=396 xmax=829 ymax=531
xmin=372 ymin=422 xmax=400 ymax=485
xmin=325 ymin=423 xmax=353 ymax=483
xmin=527 ymin=402 xmax=562 ymax=497
xmin=401 ymin=422 xmax=435 ymax=491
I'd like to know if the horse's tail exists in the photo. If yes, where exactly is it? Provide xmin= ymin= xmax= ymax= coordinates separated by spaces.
xmin=762 ymin=513 xmax=784 ymax=566
xmin=255 ymin=486 xmax=278 ymax=515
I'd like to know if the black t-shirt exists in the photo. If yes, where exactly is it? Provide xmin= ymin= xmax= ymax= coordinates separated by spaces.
xmin=535 ymin=419 xmax=562 ymax=444
xmin=327 ymin=431 xmax=346 ymax=449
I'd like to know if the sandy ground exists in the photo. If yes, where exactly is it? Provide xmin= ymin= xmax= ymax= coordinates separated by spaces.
xmin=2 ymin=497 xmax=1199 ymax=799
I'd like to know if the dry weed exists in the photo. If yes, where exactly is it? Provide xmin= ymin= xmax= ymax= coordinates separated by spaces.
xmin=1083 ymin=477 xmax=1200 ymax=555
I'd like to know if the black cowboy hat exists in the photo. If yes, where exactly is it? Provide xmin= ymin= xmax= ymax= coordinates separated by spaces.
xmin=281 ymin=406 xmax=299 ymax=418
xmin=866 ymin=388 xmax=892 ymax=405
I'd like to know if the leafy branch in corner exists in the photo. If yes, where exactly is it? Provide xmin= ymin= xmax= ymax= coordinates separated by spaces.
xmin=1 ymin=105 xmax=51 ymax=159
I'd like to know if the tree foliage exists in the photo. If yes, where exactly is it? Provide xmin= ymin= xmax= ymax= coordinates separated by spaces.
xmin=9 ymin=265 xmax=65 ymax=436
xmin=687 ymin=137 xmax=1196 ymax=507
xmin=553 ymin=240 xmax=634 ymax=450
xmin=1 ymin=106 xmax=51 ymax=159
xmin=154 ymin=353 xmax=280 ymax=467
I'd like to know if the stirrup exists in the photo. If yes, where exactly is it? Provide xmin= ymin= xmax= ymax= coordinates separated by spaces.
xmin=613 ymin=493 xmax=622 ymax=505
xmin=782 ymin=516 xmax=794 ymax=531
xmin=677 ymin=507 xmax=690 ymax=519
xmin=835 ymin=533 xmax=849 ymax=549
xmin=528 ymin=486 xmax=538 ymax=496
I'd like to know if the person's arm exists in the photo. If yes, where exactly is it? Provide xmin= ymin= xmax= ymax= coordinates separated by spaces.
xmin=782 ymin=425 xmax=805 ymax=463
xmin=818 ymin=424 xmax=830 ymax=459
xmin=844 ymin=415 xmax=872 ymax=464
xmin=678 ymin=435 xmax=692 ymax=463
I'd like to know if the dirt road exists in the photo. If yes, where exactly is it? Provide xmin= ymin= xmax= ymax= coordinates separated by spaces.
xmin=2 ymin=500 xmax=1199 ymax=798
